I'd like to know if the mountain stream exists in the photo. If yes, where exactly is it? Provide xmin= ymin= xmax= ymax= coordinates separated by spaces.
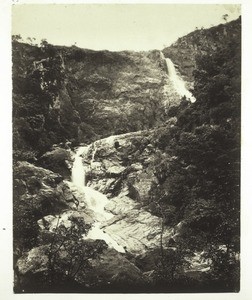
xmin=71 ymin=146 xmax=125 ymax=253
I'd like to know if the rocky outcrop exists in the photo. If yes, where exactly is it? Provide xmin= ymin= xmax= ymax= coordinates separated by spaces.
xmin=84 ymin=131 xmax=159 ymax=200
xmin=13 ymin=41 xmax=180 ymax=157
xmin=13 ymin=161 xmax=79 ymax=256
xmin=37 ymin=147 xmax=73 ymax=178
xmin=103 ymin=195 xmax=173 ymax=254
xmin=13 ymin=161 xmax=77 ymax=211
xmin=84 ymin=248 xmax=148 ymax=289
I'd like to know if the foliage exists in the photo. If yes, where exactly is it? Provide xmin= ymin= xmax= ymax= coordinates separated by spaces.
xmin=150 ymin=17 xmax=240 ymax=291
xmin=42 ymin=217 xmax=107 ymax=289
xmin=15 ymin=217 xmax=108 ymax=293
xmin=12 ymin=38 xmax=70 ymax=159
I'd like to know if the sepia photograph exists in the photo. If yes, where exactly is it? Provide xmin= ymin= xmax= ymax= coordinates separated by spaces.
xmin=7 ymin=1 xmax=244 ymax=295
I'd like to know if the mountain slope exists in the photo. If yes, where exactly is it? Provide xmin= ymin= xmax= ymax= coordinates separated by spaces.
xmin=162 ymin=17 xmax=241 ymax=84
xmin=13 ymin=42 xmax=183 ymax=160
xmin=13 ymin=17 xmax=241 ymax=293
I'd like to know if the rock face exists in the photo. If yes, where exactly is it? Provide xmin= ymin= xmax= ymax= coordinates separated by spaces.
xmin=13 ymin=41 xmax=182 ymax=159
xmin=84 ymin=130 xmax=159 ymax=199
xmin=78 ymin=131 xmax=173 ymax=255
xmin=65 ymin=49 xmax=170 ymax=139
xmin=103 ymin=195 xmax=173 ymax=254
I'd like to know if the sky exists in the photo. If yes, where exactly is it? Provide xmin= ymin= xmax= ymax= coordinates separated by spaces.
xmin=12 ymin=3 xmax=241 ymax=51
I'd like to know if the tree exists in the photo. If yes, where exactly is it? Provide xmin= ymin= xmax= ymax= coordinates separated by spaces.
xmin=16 ymin=216 xmax=108 ymax=292
xmin=43 ymin=216 xmax=108 ymax=291
xmin=222 ymin=14 xmax=229 ymax=22
xmin=12 ymin=34 xmax=22 ymax=42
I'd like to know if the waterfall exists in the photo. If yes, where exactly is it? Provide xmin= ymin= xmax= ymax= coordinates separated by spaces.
xmin=161 ymin=52 xmax=196 ymax=103
xmin=71 ymin=145 xmax=125 ymax=253
xmin=72 ymin=146 xmax=88 ymax=188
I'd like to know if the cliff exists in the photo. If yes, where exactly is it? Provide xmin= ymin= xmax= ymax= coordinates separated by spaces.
xmin=13 ymin=42 xmax=184 ymax=161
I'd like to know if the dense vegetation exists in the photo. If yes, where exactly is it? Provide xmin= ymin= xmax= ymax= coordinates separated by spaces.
xmin=149 ymin=17 xmax=241 ymax=291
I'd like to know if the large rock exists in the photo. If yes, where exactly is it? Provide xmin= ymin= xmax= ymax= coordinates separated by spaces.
xmin=37 ymin=147 xmax=73 ymax=178
xmin=14 ymin=161 xmax=77 ymax=213
xmin=107 ymin=165 xmax=126 ymax=176
xmin=13 ymin=161 xmax=79 ymax=255
xmin=103 ymin=195 xmax=173 ymax=255
xmin=37 ymin=210 xmax=94 ymax=231
xmin=71 ymin=131 xmax=174 ymax=256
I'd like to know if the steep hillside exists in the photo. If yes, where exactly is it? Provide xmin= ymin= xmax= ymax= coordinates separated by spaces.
xmin=13 ymin=17 xmax=241 ymax=293
xmin=162 ymin=17 xmax=241 ymax=84
xmin=13 ymin=41 xmax=182 ymax=161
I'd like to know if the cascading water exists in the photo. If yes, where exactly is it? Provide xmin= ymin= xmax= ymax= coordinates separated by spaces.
xmin=72 ymin=146 xmax=87 ymax=188
xmin=71 ymin=146 xmax=125 ymax=253
xmin=161 ymin=52 xmax=196 ymax=103
xmin=165 ymin=58 xmax=196 ymax=103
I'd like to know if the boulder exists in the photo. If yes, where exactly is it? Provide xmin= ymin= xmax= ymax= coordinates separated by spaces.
xmin=37 ymin=148 xmax=72 ymax=178
xmin=13 ymin=161 xmax=77 ymax=231
xmin=127 ymin=168 xmax=158 ymax=202
xmin=37 ymin=210 xmax=94 ymax=231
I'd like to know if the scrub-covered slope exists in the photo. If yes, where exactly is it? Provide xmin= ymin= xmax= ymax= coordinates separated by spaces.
xmin=13 ymin=41 xmax=180 ymax=161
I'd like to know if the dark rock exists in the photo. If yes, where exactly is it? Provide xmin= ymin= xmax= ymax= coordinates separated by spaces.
xmin=26 ymin=176 xmax=42 ymax=194
xmin=13 ymin=162 xmax=75 ymax=249
xmin=38 ymin=148 xmax=72 ymax=178
xmin=83 ymin=248 xmax=147 ymax=288
xmin=13 ymin=179 xmax=26 ymax=196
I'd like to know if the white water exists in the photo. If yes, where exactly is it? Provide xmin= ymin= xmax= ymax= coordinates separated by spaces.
xmin=72 ymin=146 xmax=88 ymax=188
xmin=71 ymin=146 xmax=125 ymax=253
xmin=161 ymin=53 xmax=196 ymax=103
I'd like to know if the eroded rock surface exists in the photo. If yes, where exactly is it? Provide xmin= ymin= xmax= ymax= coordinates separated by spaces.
xmin=103 ymin=195 xmax=173 ymax=254
xmin=74 ymin=132 xmax=174 ymax=255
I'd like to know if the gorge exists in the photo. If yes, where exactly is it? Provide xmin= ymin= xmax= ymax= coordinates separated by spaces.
xmin=13 ymin=17 xmax=241 ymax=293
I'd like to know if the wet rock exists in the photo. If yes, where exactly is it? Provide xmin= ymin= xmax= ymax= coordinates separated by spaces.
xmin=103 ymin=195 xmax=173 ymax=255
xmin=85 ymin=132 xmax=158 ymax=203
xmin=105 ymin=196 xmax=139 ymax=215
